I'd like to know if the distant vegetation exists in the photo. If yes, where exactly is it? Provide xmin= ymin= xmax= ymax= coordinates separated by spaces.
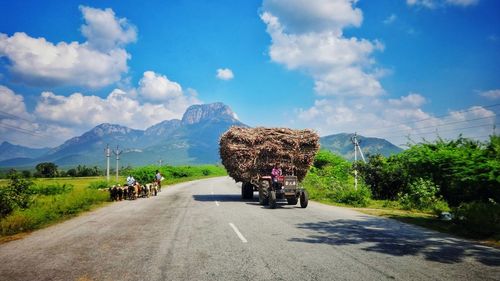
xmin=304 ymin=135 xmax=500 ymax=240
xmin=0 ymin=165 xmax=226 ymax=237
xmin=0 ymin=164 xmax=105 ymax=179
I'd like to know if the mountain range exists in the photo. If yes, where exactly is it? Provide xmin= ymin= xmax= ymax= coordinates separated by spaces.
xmin=0 ymin=102 xmax=402 ymax=168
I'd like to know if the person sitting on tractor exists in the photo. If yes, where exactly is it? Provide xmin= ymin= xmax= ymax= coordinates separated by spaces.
xmin=271 ymin=163 xmax=282 ymax=189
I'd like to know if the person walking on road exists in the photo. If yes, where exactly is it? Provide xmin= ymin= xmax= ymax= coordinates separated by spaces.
xmin=155 ymin=170 xmax=163 ymax=192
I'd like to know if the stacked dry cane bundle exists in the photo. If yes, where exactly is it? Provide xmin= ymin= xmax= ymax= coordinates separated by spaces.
xmin=219 ymin=126 xmax=320 ymax=182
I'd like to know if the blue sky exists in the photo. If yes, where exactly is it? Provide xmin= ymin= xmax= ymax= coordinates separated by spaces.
xmin=0 ymin=0 xmax=499 ymax=148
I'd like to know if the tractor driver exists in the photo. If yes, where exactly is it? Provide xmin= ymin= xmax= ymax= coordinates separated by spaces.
xmin=271 ymin=163 xmax=282 ymax=189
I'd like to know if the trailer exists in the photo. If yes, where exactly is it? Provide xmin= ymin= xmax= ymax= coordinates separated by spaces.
xmin=219 ymin=127 xmax=319 ymax=209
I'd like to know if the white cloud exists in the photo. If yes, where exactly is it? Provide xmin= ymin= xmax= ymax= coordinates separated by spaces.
xmin=295 ymin=94 xmax=496 ymax=146
xmin=216 ymin=68 xmax=234 ymax=80
xmin=388 ymin=93 xmax=427 ymax=107
xmin=262 ymin=0 xmax=362 ymax=35
xmin=0 ymin=85 xmax=73 ymax=147
xmin=445 ymin=0 xmax=479 ymax=6
xmin=80 ymin=6 xmax=137 ymax=52
xmin=406 ymin=0 xmax=479 ymax=8
xmin=0 ymin=71 xmax=201 ymax=147
xmin=383 ymin=14 xmax=397 ymax=25
xmin=479 ymin=89 xmax=500 ymax=100
xmin=261 ymin=8 xmax=384 ymax=97
xmin=35 ymin=74 xmax=200 ymax=129
xmin=0 ymin=6 xmax=135 ymax=88
xmin=138 ymin=71 xmax=183 ymax=101
xmin=0 ymin=85 xmax=31 ymax=119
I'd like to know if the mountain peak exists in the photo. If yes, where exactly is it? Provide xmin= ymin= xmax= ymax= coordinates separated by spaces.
xmin=181 ymin=102 xmax=238 ymax=125
xmin=90 ymin=123 xmax=134 ymax=136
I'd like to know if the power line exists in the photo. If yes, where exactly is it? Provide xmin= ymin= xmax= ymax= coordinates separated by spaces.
xmin=384 ymin=122 xmax=499 ymax=138
xmin=374 ymin=103 xmax=500 ymax=132
xmin=0 ymin=110 xmax=32 ymax=123
xmin=0 ymin=122 xmax=41 ymax=136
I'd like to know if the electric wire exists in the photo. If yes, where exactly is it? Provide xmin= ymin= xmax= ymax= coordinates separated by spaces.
xmin=372 ymin=103 xmax=500 ymax=133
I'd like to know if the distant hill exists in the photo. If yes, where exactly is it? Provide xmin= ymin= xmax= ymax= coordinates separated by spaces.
xmin=0 ymin=102 xmax=246 ymax=168
xmin=0 ymin=103 xmax=403 ymax=168
xmin=0 ymin=141 xmax=50 ymax=162
xmin=320 ymin=133 xmax=403 ymax=160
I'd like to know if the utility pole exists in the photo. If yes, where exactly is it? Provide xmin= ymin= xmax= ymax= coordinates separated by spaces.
xmin=113 ymin=145 xmax=122 ymax=181
xmin=105 ymin=144 xmax=111 ymax=181
xmin=351 ymin=132 xmax=366 ymax=190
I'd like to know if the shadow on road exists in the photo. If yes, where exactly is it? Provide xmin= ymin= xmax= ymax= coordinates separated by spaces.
xmin=289 ymin=218 xmax=500 ymax=266
xmin=192 ymin=194 xmax=243 ymax=202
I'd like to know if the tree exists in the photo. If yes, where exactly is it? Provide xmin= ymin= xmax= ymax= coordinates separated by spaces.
xmin=35 ymin=162 xmax=58 ymax=178
xmin=21 ymin=170 xmax=31 ymax=178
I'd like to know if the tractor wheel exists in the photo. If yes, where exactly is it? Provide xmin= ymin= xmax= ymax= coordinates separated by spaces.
xmin=300 ymin=190 xmax=309 ymax=208
xmin=259 ymin=189 xmax=269 ymax=205
xmin=287 ymin=197 xmax=298 ymax=205
xmin=269 ymin=190 xmax=277 ymax=209
xmin=259 ymin=181 xmax=269 ymax=205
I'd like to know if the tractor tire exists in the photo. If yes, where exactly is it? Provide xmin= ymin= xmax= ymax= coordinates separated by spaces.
xmin=300 ymin=190 xmax=309 ymax=208
xmin=241 ymin=182 xmax=253 ymax=200
xmin=287 ymin=197 xmax=298 ymax=205
xmin=259 ymin=188 xmax=269 ymax=205
xmin=269 ymin=190 xmax=277 ymax=209
xmin=259 ymin=180 xmax=269 ymax=205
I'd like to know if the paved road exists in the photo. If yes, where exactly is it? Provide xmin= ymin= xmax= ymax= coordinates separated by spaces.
xmin=0 ymin=177 xmax=499 ymax=281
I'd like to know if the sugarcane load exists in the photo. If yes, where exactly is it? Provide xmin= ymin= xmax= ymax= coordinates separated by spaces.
xmin=219 ymin=126 xmax=320 ymax=209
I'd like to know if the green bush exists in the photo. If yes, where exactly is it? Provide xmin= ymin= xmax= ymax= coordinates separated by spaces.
xmin=330 ymin=184 xmax=371 ymax=207
xmin=304 ymin=151 xmax=371 ymax=207
xmin=30 ymin=183 xmax=73 ymax=195
xmin=454 ymin=200 xmax=500 ymax=237
xmin=0 ymin=172 xmax=34 ymax=218
xmin=398 ymin=178 xmax=448 ymax=212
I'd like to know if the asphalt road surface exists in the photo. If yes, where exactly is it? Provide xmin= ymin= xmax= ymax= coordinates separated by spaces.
xmin=1 ymin=177 xmax=499 ymax=281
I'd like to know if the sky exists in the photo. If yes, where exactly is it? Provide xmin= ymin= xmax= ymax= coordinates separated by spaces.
xmin=0 ymin=0 xmax=499 ymax=148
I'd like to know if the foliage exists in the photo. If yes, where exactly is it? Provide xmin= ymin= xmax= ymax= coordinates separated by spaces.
xmin=66 ymin=165 xmax=101 ymax=177
xmin=129 ymin=165 xmax=227 ymax=184
xmin=358 ymin=136 xmax=499 ymax=206
xmin=0 ymin=171 xmax=34 ymax=218
xmin=356 ymin=154 xmax=409 ymax=200
xmin=398 ymin=178 xmax=449 ymax=214
xmin=454 ymin=200 xmax=500 ymax=237
xmin=30 ymin=183 xmax=73 ymax=195
xmin=35 ymin=162 xmax=58 ymax=178
xmin=304 ymin=150 xmax=371 ymax=207
xmin=399 ymin=136 xmax=499 ymax=205
xmin=21 ymin=170 xmax=31 ymax=178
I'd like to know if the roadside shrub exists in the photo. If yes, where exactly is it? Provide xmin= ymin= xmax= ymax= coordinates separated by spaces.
xmin=30 ymin=183 xmax=73 ymax=195
xmin=0 ymin=188 xmax=16 ymax=218
xmin=454 ymin=200 xmax=500 ymax=237
xmin=0 ymin=172 xmax=34 ymax=218
xmin=330 ymin=183 xmax=371 ymax=207
xmin=398 ymin=178 xmax=447 ymax=212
